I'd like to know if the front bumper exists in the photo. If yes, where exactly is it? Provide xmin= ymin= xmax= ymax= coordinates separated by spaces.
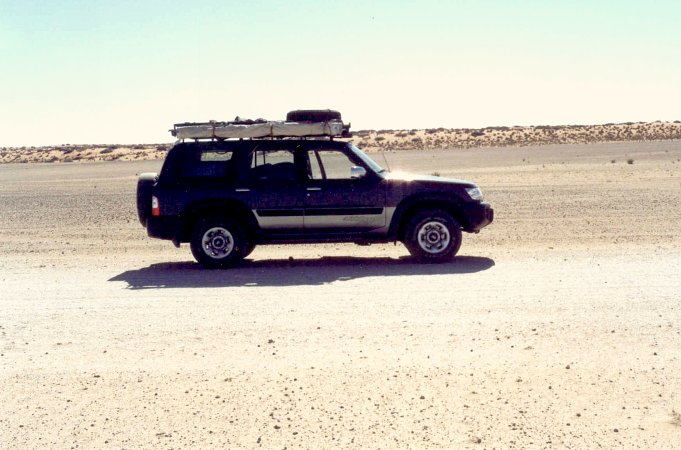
xmin=462 ymin=201 xmax=494 ymax=232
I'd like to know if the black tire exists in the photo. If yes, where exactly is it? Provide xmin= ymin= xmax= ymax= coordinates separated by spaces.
xmin=403 ymin=209 xmax=462 ymax=262
xmin=136 ymin=173 xmax=157 ymax=226
xmin=190 ymin=216 xmax=248 ymax=268
xmin=286 ymin=109 xmax=342 ymax=123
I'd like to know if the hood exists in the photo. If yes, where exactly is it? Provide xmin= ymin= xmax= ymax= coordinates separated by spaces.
xmin=384 ymin=171 xmax=476 ymax=187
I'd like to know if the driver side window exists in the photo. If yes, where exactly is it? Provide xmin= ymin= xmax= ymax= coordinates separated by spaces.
xmin=307 ymin=149 xmax=357 ymax=180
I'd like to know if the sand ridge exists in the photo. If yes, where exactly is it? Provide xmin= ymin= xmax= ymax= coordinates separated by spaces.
xmin=350 ymin=121 xmax=681 ymax=152
xmin=2 ymin=121 xmax=681 ymax=164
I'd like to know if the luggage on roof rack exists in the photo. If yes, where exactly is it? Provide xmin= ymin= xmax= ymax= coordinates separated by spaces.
xmin=286 ymin=109 xmax=342 ymax=123
xmin=171 ymin=110 xmax=351 ymax=140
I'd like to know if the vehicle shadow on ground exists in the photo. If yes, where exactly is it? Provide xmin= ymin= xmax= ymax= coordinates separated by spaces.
xmin=109 ymin=255 xmax=495 ymax=289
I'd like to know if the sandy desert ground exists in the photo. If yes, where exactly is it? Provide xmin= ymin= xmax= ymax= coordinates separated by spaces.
xmin=1 ymin=140 xmax=681 ymax=448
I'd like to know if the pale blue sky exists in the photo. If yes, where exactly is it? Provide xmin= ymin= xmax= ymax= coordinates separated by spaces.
xmin=1 ymin=0 xmax=680 ymax=146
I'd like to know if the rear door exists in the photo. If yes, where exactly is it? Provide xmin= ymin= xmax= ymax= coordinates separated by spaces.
xmin=235 ymin=142 xmax=305 ymax=230
xmin=302 ymin=143 xmax=386 ymax=231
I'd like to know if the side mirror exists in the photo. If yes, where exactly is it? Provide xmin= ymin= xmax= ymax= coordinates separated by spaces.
xmin=350 ymin=166 xmax=366 ymax=179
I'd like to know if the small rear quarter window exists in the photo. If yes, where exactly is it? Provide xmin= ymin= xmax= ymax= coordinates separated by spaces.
xmin=181 ymin=150 xmax=234 ymax=179
xmin=200 ymin=150 xmax=233 ymax=161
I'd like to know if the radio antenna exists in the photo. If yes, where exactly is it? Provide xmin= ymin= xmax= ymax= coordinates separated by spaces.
xmin=381 ymin=151 xmax=391 ymax=172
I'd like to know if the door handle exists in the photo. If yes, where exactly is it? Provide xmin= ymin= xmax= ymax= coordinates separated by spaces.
xmin=235 ymin=188 xmax=250 ymax=192
xmin=306 ymin=187 xmax=322 ymax=191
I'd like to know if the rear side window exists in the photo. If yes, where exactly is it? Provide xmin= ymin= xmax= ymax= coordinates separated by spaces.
xmin=181 ymin=150 xmax=234 ymax=180
xmin=249 ymin=149 xmax=297 ymax=181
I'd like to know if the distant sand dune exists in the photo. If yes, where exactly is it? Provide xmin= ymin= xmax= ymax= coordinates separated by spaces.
xmin=2 ymin=121 xmax=680 ymax=163
xmin=350 ymin=121 xmax=681 ymax=152
xmin=0 ymin=143 xmax=170 ymax=164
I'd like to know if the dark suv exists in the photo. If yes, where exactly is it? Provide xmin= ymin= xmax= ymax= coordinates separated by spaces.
xmin=137 ymin=128 xmax=493 ymax=267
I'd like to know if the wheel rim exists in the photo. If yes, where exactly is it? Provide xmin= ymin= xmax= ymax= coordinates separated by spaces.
xmin=417 ymin=220 xmax=451 ymax=254
xmin=201 ymin=227 xmax=234 ymax=259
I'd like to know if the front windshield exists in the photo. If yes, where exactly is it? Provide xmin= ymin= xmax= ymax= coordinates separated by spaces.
xmin=348 ymin=143 xmax=385 ymax=174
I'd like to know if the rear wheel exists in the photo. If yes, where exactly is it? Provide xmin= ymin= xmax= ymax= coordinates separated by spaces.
xmin=403 ymin=209 xmax=462 ymax=262
xmin=190 ymin=217 xmax=248 ymax=268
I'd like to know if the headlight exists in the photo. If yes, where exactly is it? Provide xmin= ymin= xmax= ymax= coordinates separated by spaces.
xmin=465 ymin=187 xmax=483 ymax=201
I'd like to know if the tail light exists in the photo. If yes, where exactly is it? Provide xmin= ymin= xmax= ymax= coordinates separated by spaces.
xmin=151 ymin=196 xmax=160 ymax=216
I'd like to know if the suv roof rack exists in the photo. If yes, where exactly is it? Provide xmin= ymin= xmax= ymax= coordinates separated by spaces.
xmin=171 ymin=110 xmax=351 ymax=141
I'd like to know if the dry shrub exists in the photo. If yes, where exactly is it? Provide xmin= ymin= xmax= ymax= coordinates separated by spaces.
xmin=671 ymin=410 xmax=681 ymax=427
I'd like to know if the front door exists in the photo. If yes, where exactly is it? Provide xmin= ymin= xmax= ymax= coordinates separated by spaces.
xmin=302 ymin=145 xmax=385 ymax=231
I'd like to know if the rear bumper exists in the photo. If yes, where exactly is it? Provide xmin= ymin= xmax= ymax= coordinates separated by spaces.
xmin=146 ymin=216 xmax=181 ymax=240
xmin=462 ymin=201 xmax=494 ymax=232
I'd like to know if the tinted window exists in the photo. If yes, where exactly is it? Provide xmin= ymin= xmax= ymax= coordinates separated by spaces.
xmin=250 ymin=149 xmax=296 ymax=181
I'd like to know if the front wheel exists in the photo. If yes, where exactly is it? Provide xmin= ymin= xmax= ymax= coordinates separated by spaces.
xmin=403 ymin=209 xmax=462 ymax=262
xmin=190 ymin=217 xmax=248 ymax=268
